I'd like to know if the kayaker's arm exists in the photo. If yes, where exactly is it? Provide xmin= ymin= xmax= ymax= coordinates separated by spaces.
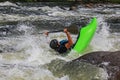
xmin=64 ymin=28 xmax=73 ymax=49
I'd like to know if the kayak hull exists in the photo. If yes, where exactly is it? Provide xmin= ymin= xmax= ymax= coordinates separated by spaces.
xmin=73 ymin=18 xmax=97 ymax=53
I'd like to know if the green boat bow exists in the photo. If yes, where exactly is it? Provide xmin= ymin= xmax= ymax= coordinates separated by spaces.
xmin=73 ymin=18 xmax=97 ymax=53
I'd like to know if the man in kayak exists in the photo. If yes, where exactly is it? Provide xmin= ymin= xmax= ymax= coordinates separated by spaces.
xmin=44 ymin=28 xmax=73 ymax=54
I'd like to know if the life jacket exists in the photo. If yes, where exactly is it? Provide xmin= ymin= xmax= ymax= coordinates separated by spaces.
xmin=55 ymin=40 xmax=68 ymax=54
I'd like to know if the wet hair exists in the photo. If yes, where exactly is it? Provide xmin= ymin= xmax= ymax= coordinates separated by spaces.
xmin=49 ymin=39 xmax=59 ymax=49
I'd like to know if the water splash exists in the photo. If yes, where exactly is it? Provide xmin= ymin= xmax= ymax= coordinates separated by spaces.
xmin=90 ymin=17 xmax=113 ymax=51
xmin=0 ymin=1 xmax=18 ymax=7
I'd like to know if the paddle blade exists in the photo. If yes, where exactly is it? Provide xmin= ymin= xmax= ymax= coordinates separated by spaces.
xmin=66 ymin=25 xmax=79 ymax=34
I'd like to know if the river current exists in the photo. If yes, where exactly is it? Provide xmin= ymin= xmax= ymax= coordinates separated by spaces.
xmin=0 ymin=1 xmax=120 ymax=80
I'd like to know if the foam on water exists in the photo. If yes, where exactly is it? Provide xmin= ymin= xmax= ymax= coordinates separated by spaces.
xmin=0 ymin=61 xmax=69 ymax=80
xmin=0 ymin=24 xmax=71 ymax=80
xmin=91 ymin=17 xmax=114 ymax=51
xmin=0 ymin=1 xmax=17 ymax=7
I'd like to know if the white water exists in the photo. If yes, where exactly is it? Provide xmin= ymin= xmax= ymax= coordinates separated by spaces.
xmin=91 ymin=17 xmax=120 ymax=51
xmin=0 ymin=1 xmax=120 ymax=80
xmin=0 ymin=21 xmax=112 ymax=80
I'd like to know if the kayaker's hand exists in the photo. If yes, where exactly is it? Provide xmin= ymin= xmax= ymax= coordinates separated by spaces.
xmin=64 ymin=28 xmax=68 ymax=33
xmin=44 ymin=31 xmax=49 ymax=36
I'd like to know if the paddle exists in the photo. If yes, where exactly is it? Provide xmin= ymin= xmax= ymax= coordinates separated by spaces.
xmin=38 ymin=25 xmax=79 ymax=35
xmin=38 ymin=30 xmax=63 ymax=34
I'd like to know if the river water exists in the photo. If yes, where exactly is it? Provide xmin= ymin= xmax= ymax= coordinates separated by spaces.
xmin=0 ymin=1 xmax=120 ymax=80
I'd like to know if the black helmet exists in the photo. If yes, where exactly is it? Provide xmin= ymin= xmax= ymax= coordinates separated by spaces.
xmin=50 ymin=39 xmax=59 ymax=49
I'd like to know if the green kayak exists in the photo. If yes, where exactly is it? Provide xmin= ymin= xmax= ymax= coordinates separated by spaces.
xmin=73 ymin=17 xmax=97 ymax=53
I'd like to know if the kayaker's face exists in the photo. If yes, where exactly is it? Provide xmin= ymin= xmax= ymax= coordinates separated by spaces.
xmin=56 ymin=42 xmax=60 ymax=48
xmin=53 ymin=42 xmax=60 ymax=50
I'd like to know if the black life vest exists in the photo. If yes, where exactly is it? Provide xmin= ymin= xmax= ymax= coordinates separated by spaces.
xmin=55 ymin=40 xmax=68 ymax=54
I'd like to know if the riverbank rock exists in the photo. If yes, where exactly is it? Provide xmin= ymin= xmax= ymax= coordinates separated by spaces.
xmin=73 ymin=51 xmax=120 ymax=80
xmin=46 ymin=58 xmax=108 ymax=80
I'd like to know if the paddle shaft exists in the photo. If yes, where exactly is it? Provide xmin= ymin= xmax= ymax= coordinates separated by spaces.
xmin=37 ymin=25 xmax=79 ymax=35
xmin=38 ymin=30 xmax=63 ymax=34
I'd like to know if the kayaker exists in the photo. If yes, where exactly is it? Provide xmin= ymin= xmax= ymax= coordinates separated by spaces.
xmin=44 ymin=28 xmax=73 ymax=54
